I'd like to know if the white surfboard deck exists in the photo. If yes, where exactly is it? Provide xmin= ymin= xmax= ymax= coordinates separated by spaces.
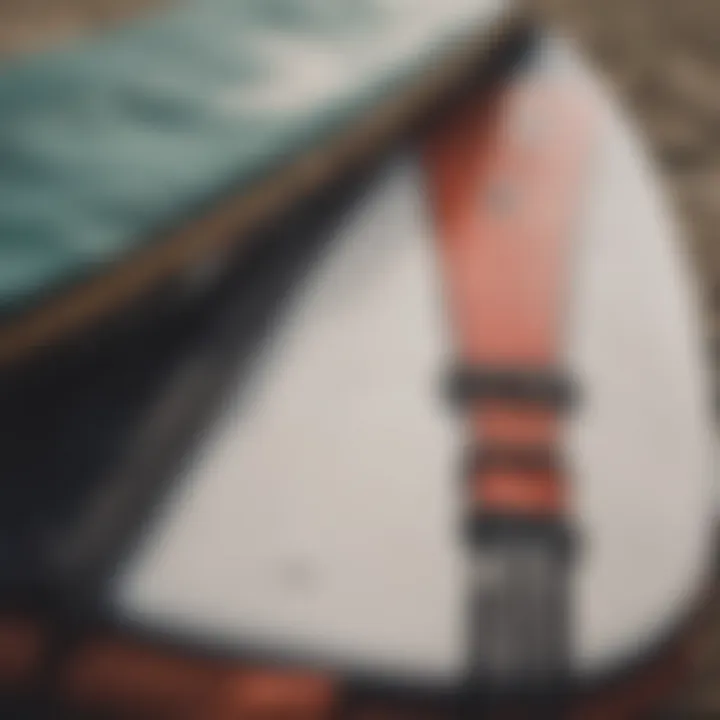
xmin=111 ymin=38 xmax=717 ymax=681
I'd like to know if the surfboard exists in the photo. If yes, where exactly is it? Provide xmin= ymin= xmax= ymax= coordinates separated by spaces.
xmin=0 ymin=24 xmax=715 ymax=720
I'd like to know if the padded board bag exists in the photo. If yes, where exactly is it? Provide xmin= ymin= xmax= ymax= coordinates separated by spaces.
xmin=0 ymin=4 xmax=716 ymax=720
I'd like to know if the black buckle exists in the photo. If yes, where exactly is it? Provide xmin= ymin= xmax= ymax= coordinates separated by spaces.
xmin=446 ymin=364 xmax=578 ymax=409
xmin=464 ymin=515 xmax=577 ymax=690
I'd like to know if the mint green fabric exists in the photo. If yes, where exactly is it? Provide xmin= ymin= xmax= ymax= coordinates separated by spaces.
xmin=0 ymin=0 xmax=505 ymax=315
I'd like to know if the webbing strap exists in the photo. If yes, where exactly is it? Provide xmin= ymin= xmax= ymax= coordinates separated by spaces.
xmin=424 ymin=77 xmax=595 ymax=687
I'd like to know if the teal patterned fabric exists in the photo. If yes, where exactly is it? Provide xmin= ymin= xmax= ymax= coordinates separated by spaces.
xmin=0 ymin=0 xmax=505 ymax=315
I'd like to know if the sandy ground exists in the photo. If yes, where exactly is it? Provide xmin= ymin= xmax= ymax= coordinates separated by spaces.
xmin=1 ymin=0 xmax=720 ymax=712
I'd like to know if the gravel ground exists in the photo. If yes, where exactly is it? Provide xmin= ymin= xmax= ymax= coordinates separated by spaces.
xmin=1 ymin=0 xmax=719 ymax=713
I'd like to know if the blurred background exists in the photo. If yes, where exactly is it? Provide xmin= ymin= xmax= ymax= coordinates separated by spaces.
xmin=1 ymin=0 xmax=720 ymax=714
